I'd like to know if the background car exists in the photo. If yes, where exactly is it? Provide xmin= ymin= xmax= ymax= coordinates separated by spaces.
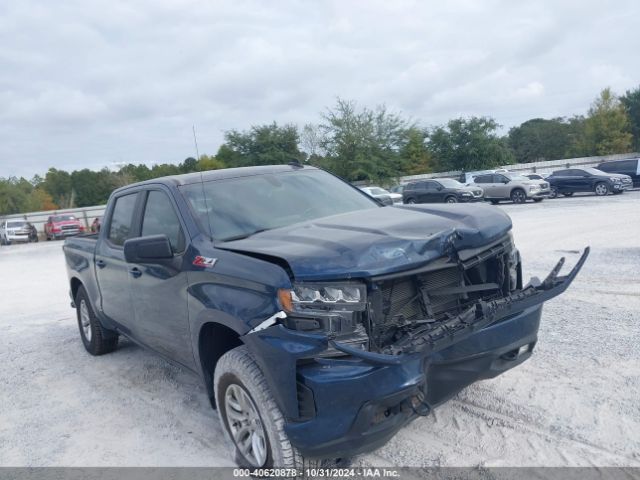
xmin=459 ymin=169 xmax=505 ymax=184
xmin=547 ymin=167 xmax=633 ymax=198
xmin=389 ymin=184 xmax=405 ymax=195
xmin=0 ymin=219 xmax=31 ymax=245
xmin=469 ymin=172 xmax=550 ymax=204
xmin=402 ymin=178 xmax=483 ymax=204
xmin=596 ymin=158 xmax=640 ymax=188
xmin=360 ymin=186 xmax=401 ymax=204
xmin=44 ymin=214 xmax=84 ymax=240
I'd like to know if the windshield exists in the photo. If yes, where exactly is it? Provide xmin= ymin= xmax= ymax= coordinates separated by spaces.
xmin=437 ymin=178 xmax=463 ymax=188
xmin=180 ymin=169 xmax=379 ymax=242
xmin=7 ymin=221 xmax=26 ymax=228
xmin=53 ymin=215 xmax=76 ymax=222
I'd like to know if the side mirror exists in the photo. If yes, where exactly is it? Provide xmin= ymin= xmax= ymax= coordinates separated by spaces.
xmin=502 ymin=179 xmax=510 ymax=184
xmin=124 ymin=234 xmax=173 ymax=263
xmin=436 ymin=186 xmax=443 ymax=191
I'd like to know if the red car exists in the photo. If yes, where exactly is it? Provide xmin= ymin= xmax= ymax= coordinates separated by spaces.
xmin=44 ymin=214 xmax=84 ymax=240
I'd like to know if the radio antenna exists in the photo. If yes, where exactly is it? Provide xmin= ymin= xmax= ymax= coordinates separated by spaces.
xmin=192 ymin=125 xmax=201 ymax=160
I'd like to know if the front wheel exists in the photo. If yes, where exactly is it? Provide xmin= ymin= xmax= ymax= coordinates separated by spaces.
xmin=548 ymin=187 xmax=558 ymax=199
xmin=594 ymin=182 xmax=610 ymax=196
xmin=510 ymin=189 xmax=526 ymax=204
xmin=215 ymin=346 xmax=327 ymax=468
xmin=445 ymin=196 xmax=457 ymax=203
xmin=405 ymin=198 xmax=416 ymax=204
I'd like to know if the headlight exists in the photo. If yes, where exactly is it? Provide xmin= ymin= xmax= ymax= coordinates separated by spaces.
xmin=612 ymin=177 xmax=621 ymax=183
xmin=279 ymin=283 xmax=367 ymax=313
xmin=461 ymin=192 xmax=472 ymax=196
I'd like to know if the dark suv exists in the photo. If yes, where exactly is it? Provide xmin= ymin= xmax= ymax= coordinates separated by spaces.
xmin=403 ymin=178 xmax=483 ymax=204
xmin=596 ymin=158 xmax=640 ymax=188
xmin=547 ymin=167 xmax=633 ymax=198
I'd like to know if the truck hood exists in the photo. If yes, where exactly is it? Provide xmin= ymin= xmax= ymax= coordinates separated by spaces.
xmin=218 ymin=204 xmax=512 ymax=281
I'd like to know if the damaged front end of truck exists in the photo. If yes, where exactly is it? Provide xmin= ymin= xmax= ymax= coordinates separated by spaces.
xmin=240 ymin=228 xmax=588 ymax=458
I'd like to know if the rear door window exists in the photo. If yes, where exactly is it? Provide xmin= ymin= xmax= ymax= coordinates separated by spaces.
xmin=108 ymin=193 xmax=138 ymax=246
xmin=474 ymin=175 xmax=492 ymax=184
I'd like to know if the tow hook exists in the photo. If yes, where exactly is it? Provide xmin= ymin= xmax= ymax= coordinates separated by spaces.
xmin=409 ymin=390 xmax=431 ymax=417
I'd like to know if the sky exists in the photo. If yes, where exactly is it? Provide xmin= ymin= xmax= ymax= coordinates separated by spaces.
xmin=1 ymin=0 xmax=639 ymax=179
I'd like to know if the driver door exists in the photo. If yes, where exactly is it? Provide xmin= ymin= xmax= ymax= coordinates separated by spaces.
xmin=127 ymin=188 xmax=194 ymax=369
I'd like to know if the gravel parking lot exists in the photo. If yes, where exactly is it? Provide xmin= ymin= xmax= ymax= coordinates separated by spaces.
xmin=1 ymin=191 xmax=639 ymax=467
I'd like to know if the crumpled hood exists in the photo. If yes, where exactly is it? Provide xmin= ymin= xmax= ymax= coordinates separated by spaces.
xmin=218 ymin=204 xmax=512 ymax=281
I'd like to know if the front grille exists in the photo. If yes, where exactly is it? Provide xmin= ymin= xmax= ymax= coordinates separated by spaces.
xmin=372 ymin=242 xmax=512 ymax=347
xmin=61 ymin=225 xmax=78 ymax=231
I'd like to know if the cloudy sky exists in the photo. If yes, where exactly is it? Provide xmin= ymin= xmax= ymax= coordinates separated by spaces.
xmin=1 ymin=0 xmax=639 ymax=178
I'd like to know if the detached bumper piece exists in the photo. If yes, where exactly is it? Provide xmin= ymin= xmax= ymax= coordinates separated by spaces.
xmin=332 ymin=247 xmax=589 ymax=361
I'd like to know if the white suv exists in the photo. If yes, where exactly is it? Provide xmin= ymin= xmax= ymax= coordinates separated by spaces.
xmin=0 ymin=219 xmax=30 ymax=245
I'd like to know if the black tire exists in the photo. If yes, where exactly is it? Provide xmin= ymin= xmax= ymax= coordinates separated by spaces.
xmin=510 ymin=188 xmax=526 ymax=204
xmin=612 ymin=190 xmax=623 ymax=195
xmin=562 ymin=192 xmax=574 ymax=197
xmin=405 ymin=198 xmax=416 ymax=204
xmin=215 ymin=346 xmax=331 ymax=468
xmin=444 ymin=196 xmax=457 ymax=203
xmin=75 ymin=286 xmax=118 ymax=356
xmin=594 ymin=182 xmax=609 ymax=196
xmin=533 ymin=198 xmax=543 ymax=203
xmin=489 ymin=200 xmax=500 ymax=205
xmin=548 ymin=187 xmax=558 ymax=199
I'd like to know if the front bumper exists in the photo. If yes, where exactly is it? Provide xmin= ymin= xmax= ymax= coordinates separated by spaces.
xmin=242 ymin=248 xmax=589 ymax=459
xmin=457 ymin=195 xmax=483 ymax=202
xmin=6 ymin=233 xmax=30 ymax=242
xmin=529 ymin=189 xmax=550 ymax=199
xmin=613 ymin=182 xmax=632 ymax=191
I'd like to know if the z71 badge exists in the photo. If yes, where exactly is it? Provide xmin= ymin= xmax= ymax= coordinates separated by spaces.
xmin=192 ymin=256 xmax=217 ymax=267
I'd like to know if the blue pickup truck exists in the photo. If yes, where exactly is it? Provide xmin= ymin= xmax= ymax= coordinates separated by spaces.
xmin=63 ymin=164 xmax=588 ymax=468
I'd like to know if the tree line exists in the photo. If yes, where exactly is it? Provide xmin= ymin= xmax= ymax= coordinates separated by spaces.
xmin=1 ymin=85 xmax=639 ymax=215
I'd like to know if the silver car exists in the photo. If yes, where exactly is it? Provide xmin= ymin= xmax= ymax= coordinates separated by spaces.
xmin=469 ymin=172 xmax=551 ymax=204
xmin=0 ymin=219 xmax=31 ymax=245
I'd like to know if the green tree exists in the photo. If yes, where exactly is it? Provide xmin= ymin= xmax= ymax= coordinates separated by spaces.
xmin=71 ymin=168 xmax=118 ymax=207
xmin=42 ymin=168 xmax=72 ymax=208
xmin=621 ymin=85 xmax=640 ymax=150
xmin=196 ymin=154 xmax=226 ymax=171
xmin=427 ymin=117 xmax=514 ymax=171
xmin=575 ymin=88 xmax=632 ymax=156
xmin=399 ymin=127 xmax=432 ymax=175
xmin=216 ymin=123 xmax=302 ymax=168
xmin=508 ymin=118 xmax=575 ymax=162
xmin=180 ymin=157 xmax=198 ymax=173
xmin=319 ymin=99 xmax=410 ymax=183
xmin=0 ymin=178 xmax=28 ymax=214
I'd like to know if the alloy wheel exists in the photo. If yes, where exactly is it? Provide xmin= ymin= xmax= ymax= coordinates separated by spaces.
xmin=224 ymin=383 xmax=267 ymax=467
xmin=79 ymin=300 xmax=92 ymax=342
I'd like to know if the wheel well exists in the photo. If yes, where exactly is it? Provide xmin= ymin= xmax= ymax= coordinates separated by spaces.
xmin=70 ymin=277 xmax=83 ymax=300
xmin=199 ymin=322 xmax=242 ymax=409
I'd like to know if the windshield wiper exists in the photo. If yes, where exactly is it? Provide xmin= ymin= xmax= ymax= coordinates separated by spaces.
xmin=220 ymin=228 xmax=271 ymax=242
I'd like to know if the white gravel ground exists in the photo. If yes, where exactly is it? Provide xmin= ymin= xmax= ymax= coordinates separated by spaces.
xmin=1 ymin=191 xmax=639 ymax=467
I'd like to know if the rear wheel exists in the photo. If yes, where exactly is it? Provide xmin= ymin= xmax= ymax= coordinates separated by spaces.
xmin=510 ymin=189 xmax=526 ymax=204
xmin=562 ymin=192 xmax=574 ymax=197
xmin=405 ymin=198 xmax=416 ymax=204
xmin=215 ymin=346 xmax=330 ymax=468
xmin=75 ymin=286 xmax=118 ymax=355
xmin=594 ymin=182 xmax=609 ymax=196
xmin=548 ymin=187 xmax=558 ymax=199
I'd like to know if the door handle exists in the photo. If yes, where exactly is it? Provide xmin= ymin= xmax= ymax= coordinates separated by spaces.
xmin=96 ymin=259 xmax=106 ymax=269
xmin=129 ymin=267 xmax=142 ymax=278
